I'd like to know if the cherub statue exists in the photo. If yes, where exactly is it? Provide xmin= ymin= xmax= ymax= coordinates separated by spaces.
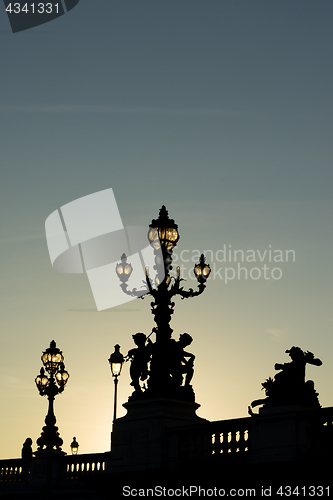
xmin=250 ymin=347 xmax=322 ymax=410
xmin=169 ymin=333 xmax=195 ymax=387
xmin=126 ymin=333 xmax=152 ymax=393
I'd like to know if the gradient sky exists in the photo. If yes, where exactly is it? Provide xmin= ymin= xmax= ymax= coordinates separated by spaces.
xmin=0 ymin=0 xmax=333 ymax=459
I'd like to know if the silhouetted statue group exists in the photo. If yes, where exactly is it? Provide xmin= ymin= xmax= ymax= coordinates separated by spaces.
xmin=125 ymin=332 xmax=323 ymax=409
xmin=250 ymin=346 xmax=322 ymax=412
xmin=125 ymin=329 xmax=195 ymax=401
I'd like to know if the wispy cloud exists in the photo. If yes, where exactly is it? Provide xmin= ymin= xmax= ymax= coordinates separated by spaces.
xmin=0 ymin=374 xmax=33 ymax=396
xmin=266 ymin=328 xmax=288 ymax=337
xmin=0 ymin=104 xmax=239 ymax=117
xmin=66 ymin=308 xmax=140 ymax=312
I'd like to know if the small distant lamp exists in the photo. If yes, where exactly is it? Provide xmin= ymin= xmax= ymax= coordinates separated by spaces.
xmin=70 ymin=437 xmax=79 ymax=455
xmin=194 ymin=254 xmax=211 ymax=283
xmin=108 ymin=345 xmax=124 ymax=421
xmin=109 ymin=345 xmax=124 ymax=378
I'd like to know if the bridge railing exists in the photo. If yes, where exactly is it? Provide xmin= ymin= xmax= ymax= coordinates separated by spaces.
xmin=0 ymin=458 xmax=32 ymax=483
xmin=62 ymin=452 xmax=110 ymax=480
xmin=1 ymin=407 xmax=333 ymax=481
xmin=167 ymin=416 xmax=251 ymax=467
xmin=167 ymin=406 xmax=333 ymax=467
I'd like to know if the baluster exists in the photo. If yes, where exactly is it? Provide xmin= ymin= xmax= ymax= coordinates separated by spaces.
xmin=221 ymin=431 xmax=228 ymax=454
xmin=237 ymin=429 xmax=244 ymax=452
xmin=244 ymin=429 xmax=249 ymax=451
xmin=211 ymin=432 xmax=216 ymax=455
xmin=229 ymin=430 xmax=236 ymax=453
xmin=235 ymin=430 xmax=240 ymax=452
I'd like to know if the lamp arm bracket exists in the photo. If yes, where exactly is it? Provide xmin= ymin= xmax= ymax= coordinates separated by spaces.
xmin=169 ymin=276 xmax=183 ymax=295
xmin=120 ymin=282 xmax=149 ymax=298
xmin=178 ymin=283 xmax=206 ymax=299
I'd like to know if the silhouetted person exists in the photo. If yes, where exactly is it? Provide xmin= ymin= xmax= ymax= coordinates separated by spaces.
xmin=21 ymin=438 xmax=33 ymax=459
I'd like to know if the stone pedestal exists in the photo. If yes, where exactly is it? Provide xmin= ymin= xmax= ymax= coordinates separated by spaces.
xmin=110 ymin=398 xmax=206 ymax=472
xmin=30 ymin=449 xmax=67 ymax=485
xmin=250 ymin=405 xmax=313 ymax=463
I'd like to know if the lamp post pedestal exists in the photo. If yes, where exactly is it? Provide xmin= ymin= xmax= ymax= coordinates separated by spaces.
xmin=110 ymin=207 xmax=211 ymax=473
xmin=29 ymin=449 xmax=66 ymax=487
xmin=36 ymin=393 xmax=64 ymax=452
xmin=110 ymin=397 xmax=207 ymax=473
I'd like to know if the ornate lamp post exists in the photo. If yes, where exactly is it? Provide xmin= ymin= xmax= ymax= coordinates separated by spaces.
xmin=108 ymin=345 xmax=124 ymax=421
xmin=35 ymin=340 xmax=69 ymax=452
xmin=116 ymin=206 xmax=211 ymax=337
xmin=115 ymin=206 xmax=211 ymax=401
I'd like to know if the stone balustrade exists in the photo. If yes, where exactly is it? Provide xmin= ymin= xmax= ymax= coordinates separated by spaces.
xmin=0 ymin=458 xmax=31 ymax=482
xmin=63 ymin=452 xmax=109 ymax=480
xmin=0 ymin=406 xmax=332 ymax=489
xmin=168 ymin=416 xmax=250 ymax=467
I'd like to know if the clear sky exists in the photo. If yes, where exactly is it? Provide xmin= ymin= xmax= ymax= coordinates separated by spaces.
xmin=0 ymin=0 xmax=332 ymax=459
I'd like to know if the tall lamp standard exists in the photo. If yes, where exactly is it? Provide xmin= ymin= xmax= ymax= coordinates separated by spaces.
xmin=35 ymin=340 xmax=69 ymax=452
xmin=108 ymin=345 xmax=124 ymax=422
xmin=115 ymin=206 xmax=211 ymax=400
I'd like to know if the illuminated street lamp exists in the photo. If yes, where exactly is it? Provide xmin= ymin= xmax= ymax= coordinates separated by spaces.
xmin=116 ymin=207 xmax=211 ymax=334
xmin=193 ymin=254 xmax=211 ymax=283
xmin=70 ymin=437 xmax=79 ymax=455
xmin=115 ymin=206 xmax=211 ymax=401
xmin=108 ymin=345 xmax=124 ymax=421
xmin=115 ymin=253 xmax=133 ymax=283
xmin=148 ymin=205 xmax=179 ymax=252
xmin=35 ymin=340 xmax=69 ymax=452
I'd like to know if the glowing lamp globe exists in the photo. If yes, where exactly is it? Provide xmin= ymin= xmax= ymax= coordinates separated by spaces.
xmin=194 ymin=254 xmax=211 ymax=283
